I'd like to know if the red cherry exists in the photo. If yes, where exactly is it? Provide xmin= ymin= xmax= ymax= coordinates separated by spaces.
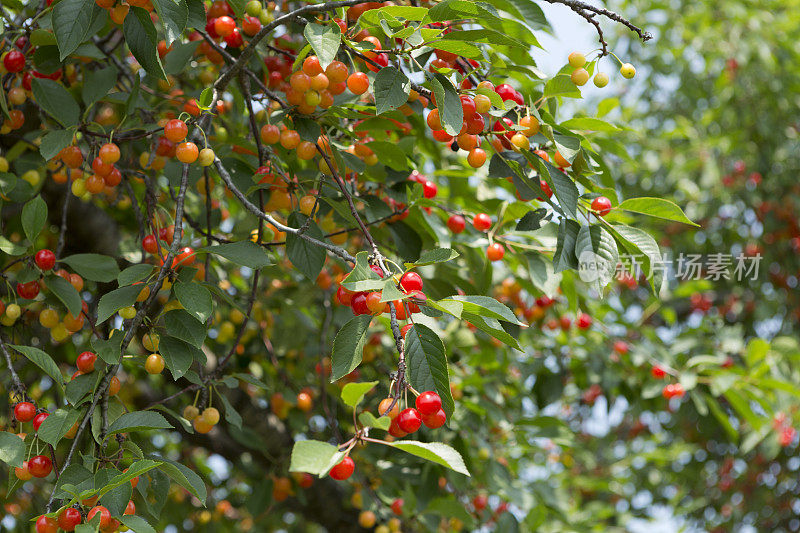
xmin=388 ymin=416 xmax=408 ymax=438
xmin=422 ymin=180 xmax=438 ymax=198
xmin=399 ymin=272 xmax=423 ymax=293
xmin=214 ymin=15 xmax=236 ymax=37
xmin=590 ymin=196 xmax=612 ymax=216
xmin=76 ymin=351 xmax=97 ymax=373
xmin=473 ymin=494 xmax=488 ymax=511
xmin=142 ymin=235 xmax=158 ymax=254
xmin=486 ymin=243 xmax=505 ymax=262
xmin=35 ymin=249 xmax=56 ymax=271
xmin=57 ymin=507 xmax=82 ymax=531
xmin=370 ymin=264 xmax=385 ymax=278
xmin=422 ymin=408 xmax=447 ymax=429
xmin=14 ymin=401 xmax=36 ymax=422
xmin=242 ymin=15 xmax=262 ymax=36
xmin=86 ymin=506 xmax=112 ymax=530
xmin=651 ymin=366 xmax=666 ymax=379
xmin=494 ymin=83 xmax=516 ymax=102
xmin=576 ymin=313 xmax=592 ymax=329
xmin=33 ymin=412 xmax=49 ymax=431
xmin=539 ymin=179 xmax=553 ymax=199
xmin=447 ymin=214 xmax=466 ymax=234
xmin=224 ymin=28 xmax=243 ymax=48
xmin=472 ymin=213 xmax=492 ymax=232
xmin=397 ymin=408 xmax=422 ymax=433
xmin=36 ymin=515 xmax=58 ymax=533
xmin=329 ymin=456 xmax=355 ymax=480
xmin=351 ymin=292 xmax=370 ymax=315
xmin=17 ymin=280 xmax=40 ymax=299
xmin=613 ymin=341 xmax=629 ymax=355
xmin=415 ymin=391 xmax=442 ymax=415
xmin=336 ymin=285 xmax=354 ymax=306
xmin=4 ymin=50 xmax=26 ymax=73
xmin=28 ymin=454 xmax=53 ymax=477
xmin=391 ymin=498 xmax=404 ymax=515
xmin=459 ymin=95 xmax=476 ymax=119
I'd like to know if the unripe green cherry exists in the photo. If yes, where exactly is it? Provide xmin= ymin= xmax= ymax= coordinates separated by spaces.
xmin=620 ymin=63 xmax=636 ymax=79
xmin=568 ymin=51 xmax=586 ymax=68
xmin=571 ymin=68 xmax=589 ymax=86
xmin=245 ymin=0 xmax=262 ymax=16
xmin=259 ymin=11 xmax=274 ymax=24
xmin=593 ymin=72 xmax=609 ymax=88
xmin=198 ymin=148 xmax=215 ymax=167
xmin=119 ymin=306 xmax=136 ymax=319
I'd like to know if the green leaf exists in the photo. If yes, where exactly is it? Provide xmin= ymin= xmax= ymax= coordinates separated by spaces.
xmin=575 ymin=224 xmax=619 ymax=292
xmin=617 ymin=197 xmax=698 ymax=226
xmin=340 ymin=381 xmax=379 ymax=408
xmin=330 ymin=315 xmax=372 ymax=382
xmin=303 ymin=22 xmax=341 ymax=69
xmin=0 ymin=236 xmax=26 ymax=256
xmin=82 ymin=66 xmax=118 ymax=107
xmin=106 ymin=411 xmax=172 ymax=437
xmin=463 ymin=312 xmax=522 ymax=350
xmin=516 ymin=208 xmax=547 ymax=231
xmin=60 ymin=254 xmax=120 ymax=282
xmin=164 ymin=40 xmax=201 ymax=75
xmin=10 ymin=344 xmax=64 ymax=395
xmin=429 ymin=72 xmax=463 ymax=135
xmin=286 ymin=213 xmax=326 ymax=281
xmin=53 ymin=0 xmax=97 ymax=60
xmin=440 ymin=28 xmax=526 ymax=48
xmin=561 ymin=117 xmax=620 ymax=132
xmin=40 ymin=129 xmax=75 ymax=161
xmin=123 ymin=7 xmax=167 ymax=80
xmin=173 ymin=281 xmax=213 ymax=322
xmin=21 ymin=195 xmax=48 ymax=243
xmin=532 ymin=155 xmax=578 ymax=219
xmin=552 ymin=219 xmax=580 ymax=272
xmin=151 ymin=0 xmax=188 ymax=45
xmin=91 ymin=330 xmax=124 ymax=365
xmin=159 ymin=335 xmax=203 ymax=379
xmin=200 ymin=241 xmax=272 ymax=269
xmin=96 ymin=284 xmax=142 ymax=324
xmin=407 ymin=248 xmax=459 ymax=267
xmin=404 ymin=324 xmax=455 ymax=419
xmin=610 ymin=224 xmax=663 ymax=291
xmin=163 ymin=310 xmax=206 ymax=348
xmin=31 ymin=78 xmax=80 ymax=127
xmin=118 ymin=264 xmax=154 ymax=286
xmin=373 ymin=66 xmax=411 ymax=114
xmin=544 ymin=74 xmax=581 ymax=99
xmin=365 ymin=141 xmax=409 ymax=171
xmin=97 ymin=460 xmax=161 ymax=499
xmin=65 ymin=372 xmax=96 ymax=405
xmin=37 ymin=408 xmax=83 ymax=446
xmin=358 ymin=412 xmax=391 ymax=430
xmin=45 ymin=275 xmax=83 ymax=317
xmin=552 ymin=134 xmax=580 ymax=163
xmin=154 ymin=457 xmax=207 ymax=504
xmin=438 ymin=295 xmax=524 ymax=325
xmin=389 ymin=440 xmax=470 ymax=476
xmin=289 ymin=440 xmax=345 ymax=477
xmin=0 ymin=431 xmax=25 ymax=468
xmin=119 ymin=516 xmax=157 ymax=533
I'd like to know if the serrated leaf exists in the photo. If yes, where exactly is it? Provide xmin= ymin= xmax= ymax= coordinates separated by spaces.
xmin=60 ymin=254 xmax=120 ymax=282
xmin=365 ymin=141 xmax=409 ymax=170
xmin=106 ymin=411 xmax=172 ymax=437
xmin=163 ymin=310 xmax=206 ymax=347
xmin=151 ymin=0 xmax=188 ymax=45
xmin=289 ymin=440 xmax=344 ymax=477
xmin=123 ymin=7 xmax=167 ymax=80
xmin=96 ymin=284 xmax=141 ymax=324
xmin=285 ymin=213 xmax=326 ymax=281
xmin=66 ymin=372 xmax=97 ymax=405
xmin=575 ymin=224 xmax=619 ymax=292
xmin=331 ymin=315 xmax=372 ymax=382
xmin=118 ymin=264 xmax=154 ymax=286
xmin=516 ymin=208 xmax=547 ymax=231
xmin=617 ymin=197 xmax=698 ymax=226
xmin=21 ymin=195 xmax=48 ymax=243
xmin=82 ymin=66 xmax=118 ymax=107
xmin=429 ymin=72 xmax=463 ymax=135
xmin=31 ymin=78 xmax=80 ymax=127
xmin=159 ymin=335 xmax=202 ymax=379
xmin=173 ymin=281 xmax=213 ymax=322
xmin=10 ymin=344 xmax=64 ymax=395
xmin=200 ymin=241 xmax=272 ymax=269
xmin=439 ymin=295 xmax=524 ymax=325
xmin=119 ymin=515 xmax=157 ymax=533
xmin=408 ymin=248 xmax=459 ymax=267
xmin=404 ymin=324 xmax=455 ymax=419
xmin=341 ymin=381 xmax=379 ymax=408
xmin=216 ymin=392 xmax=242 ymax=429
xmin=358 ymin=412 xmax=391 ymax=430
xmin=304 ymin=22 xmax=341 ymax=69
xmin=153 ymin=457 xmax=207 ymax=504
xmin=560 ymin=117 xmax=620 ymax=132
xmin=53 ymin=0 xmax=97 ymax=60
xmin=552 ymin=219 xmax=580 ymax=272
xmin=611 ymin=224 xmax=663 ymax=291
xmin=37 ymin=408 xmax=83 ymax=446
xmin=91 ymin=330 xmax=124 ymax=365
xmin=40 ymin=129 xmax=75 ymax=161
xmin=374 ymin=67 xmax=412 ymax=114
xmin=45 ymin=275 xmax=83 ymax=317
xmin=0 ymin=431 xmax=25 ymax=468
xmin=389 ymin=440 xmax=470 ymax=476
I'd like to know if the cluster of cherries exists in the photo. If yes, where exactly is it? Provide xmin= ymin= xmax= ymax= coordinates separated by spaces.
xmin=336 ymin=267 xmax=425 ymax=319
xmin=11 ymin=402 xmax=53 ymax=480
xmin=35 ymin=497 xmax=136 ymax=532
xmin=327 ymin=391 xmax=446 ymax=482
xmin=182 ymin=405 xmax=222 ymax=434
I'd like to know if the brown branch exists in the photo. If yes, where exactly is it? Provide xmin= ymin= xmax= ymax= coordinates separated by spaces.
xmin=542 ymin=0 xmax=652 ymax=45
